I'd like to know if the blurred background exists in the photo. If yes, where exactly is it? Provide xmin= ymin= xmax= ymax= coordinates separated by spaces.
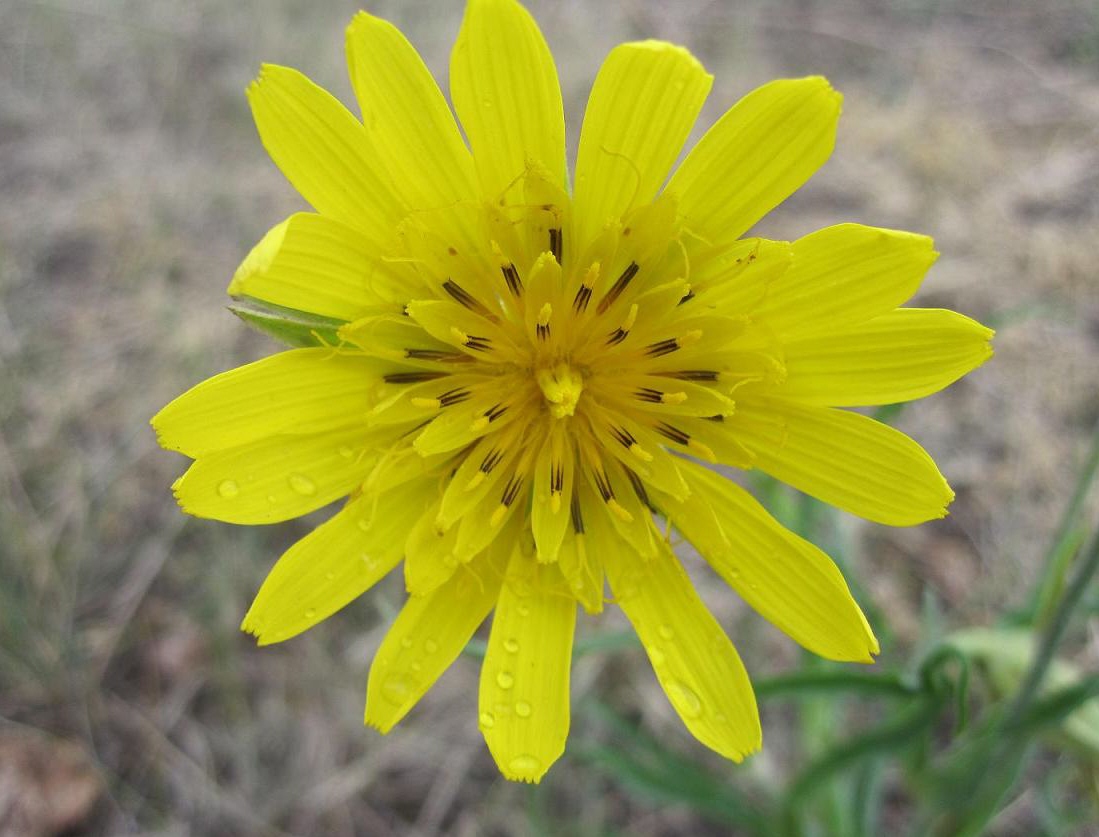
xmin=1 ymin=0 xmax=1098 ymax=834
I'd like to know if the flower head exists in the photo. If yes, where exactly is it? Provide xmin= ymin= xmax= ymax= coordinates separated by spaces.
xmin=152 ymin=0 xmax=993 ymax=782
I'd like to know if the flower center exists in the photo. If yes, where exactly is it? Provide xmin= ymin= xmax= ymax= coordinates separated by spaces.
xmin=536 ymin=362 xmax=584 ymax=419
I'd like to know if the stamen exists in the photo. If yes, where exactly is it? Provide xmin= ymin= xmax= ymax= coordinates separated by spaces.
xmin=466 ymin=447 xmax=503 ymax=486
xmin=501 ymin=475 xmax=524 ymax=506
xmin=645 ymin=331 xmax=701 ymax=358
xmin=625 ymin=468 xmax=655 ymax=512
xmin=548 ymin=227 xmax=562 ymax=263
xmin=536 ymin=303 xmax=552 ymax=341
xmin=597 ymin=261 xmax=639 ymax=314
xmin=645 ymin=338 xmax=679 ymax=358
xmin=610 ymin=426 xmax=654 ymax=463
xmin=442 ymin=280 xmax=489 ymax=316
xmin=606 ymin=303 xmax=638 ymax=346
xmin=654 ymin=422 xmax=691 ymax=446
xmin=383 ymin=371 xmax=448 ymax=384
xmin=667 ymin=370 xmax=719 ymax=382
xmin=404 ymin=349 xmax=472 ymax=363
xmin=570 ymin=493 xmax=584 ymax=534
xmin=549 ymin=462 xmax=564 ymax=513
xmin=438 ymin=388 xmax=471 ymax=407
xmin=450 ymin=326 xmax=492 ymax=352
xmin=573 ymin=284 xmax=592 ymax=313
xmin=572 ymin=262 xmax=599 ymax=313
xmin=502 ymin=263 xmax=522 ymax=296
xmin=592 ymin=468 xmax=613 ymax=502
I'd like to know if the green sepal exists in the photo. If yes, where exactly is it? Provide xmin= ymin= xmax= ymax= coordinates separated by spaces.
xmin=228 ymin=295 xmax=348 ymax=348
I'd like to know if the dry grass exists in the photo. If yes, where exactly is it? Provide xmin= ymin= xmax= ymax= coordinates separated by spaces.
xmin=1 ymin=0 xmax=1098 ymax=834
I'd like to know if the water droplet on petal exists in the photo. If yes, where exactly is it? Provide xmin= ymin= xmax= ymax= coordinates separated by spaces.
xmin=514 ymin=700 xmax=532 ymax=718
xmin=217 ymin=479 xmax=239 ymax=499
xmin=508 ymin=754 xmax=541 ymax=776
xmin=665 ymin=679 xmax=703 ymax=719
xmin=325 ymin=571 xmax=335 ymax=581
xmin=289 ymin=474 xmax=317 ymax=496
xmin=381 ymin=675 xmax=412 ymax=706
xmin=423 ymin=639 xmax=438 ymax=654
xmin=361 ymin=553 xmax=378 ymax=569
xmin=357 ymin=518 xmax=370 ymax=532
xmin=479 ymin=711 xmax=495 ymax=729
xmin=400 ymin=637 xmax=413 ymax=649
xmin=410 ymin=661 xmax=422 ymax=672
xmin=646 ymin=644 xmax=666 ymax=667
xmin=496 ymin=671 xmax=514 ymax=690
xmin=338 ymin=446 xmax=354 ymax=459
xmin=503 ymin=638 xmax=519 ymax=654
xmin=267 ymin=494 xmax=277 ymax=504
xmin=516 ymin=603 xmax=531 ymax=618
xmin=305 ymin=608 xmax=317 ymax=619
xmin=658 ymin=624 xmax=675 ymax=641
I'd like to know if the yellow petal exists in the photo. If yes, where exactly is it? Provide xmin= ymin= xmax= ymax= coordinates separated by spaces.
xmin=531 ymin=427 xmax=574 ymax=563
xmin=730 ymin=397 xmax=954 ymax=525
xmin=451 ymin=0 xmax=566 ymax=199
xmin=604 ymin=540 xmax=761 ymax=761
xmin=173 ymin=424 xmax=375 ymax=524
xmin=479 ymin=552 xmax=576 ymax=784
xmin=227 ymin=213 xmax=409 ymax=320
xmin=346 ymin=14 xmax=478 ymax=235
xmin=557 ymin=527 xmax=604 ymax=615
xmin=247 ymin=64 xmax=402 ymax=238
xmin=754 ymin=224 xmax=938 ymax=339
xmin=778 ymin=308 xmax=994 ymax=406
xmin=404 ymin=499 xmax=460 ymax=596
xmin=365 ymin=549 xmax=507 ymax=733
xmin=668 ymin=77 xmax=841 ymax=250
xmin=151 ymin=350 xmax=383 ymax=457
xmin=665 ymin=460 xmax=878 ymax=662
xmin=573 ymin=41 xmax=711 ymax=250
xmin=241 ymin=479 xmax=428 ymax=645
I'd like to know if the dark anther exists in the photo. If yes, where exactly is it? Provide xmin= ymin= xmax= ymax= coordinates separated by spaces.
xmin=597 ymin=261 xmax=639 ymax=314
xmin=501 ymin=475 xmax=524 ymax=506
xmin=549 ymin=227 xmax=562 ymax=262
xmin=383 ymin=371 xmax=448 ymax=384
xmin=404 ymin=349 xmax=472 ymax=363
xmin=501 ymin=263 xmax=523 ymax=296
xmin=438 ymin=388 xmax=472 ymax=407
xmin=572 ymin=284 xmax=593 ymax=313
xmin=481 ymin=449 xmax=503 ymax=472
xmin=668 ymin=370 xmax=718 ymax=382
xmin=624 ymin=468 xmax=654 ymax=511
xmin=645 ymin=337 xmax=681 ymax=357
xmin=606 ymin=327 xmax=629 ymax=346
xmin=654 ymin=422 xmax=691 ymax=446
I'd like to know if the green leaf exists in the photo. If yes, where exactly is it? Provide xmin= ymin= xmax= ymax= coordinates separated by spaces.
xmin=228 ymin=296 xmax=348 ymax=348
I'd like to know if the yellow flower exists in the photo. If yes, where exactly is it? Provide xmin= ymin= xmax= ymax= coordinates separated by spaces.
xmin=152 ymin=0 xmax=993 ymax=783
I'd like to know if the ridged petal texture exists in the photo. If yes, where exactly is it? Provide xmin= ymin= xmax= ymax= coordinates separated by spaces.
xmin=152 ymin=0 xmax=993 ymax=784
